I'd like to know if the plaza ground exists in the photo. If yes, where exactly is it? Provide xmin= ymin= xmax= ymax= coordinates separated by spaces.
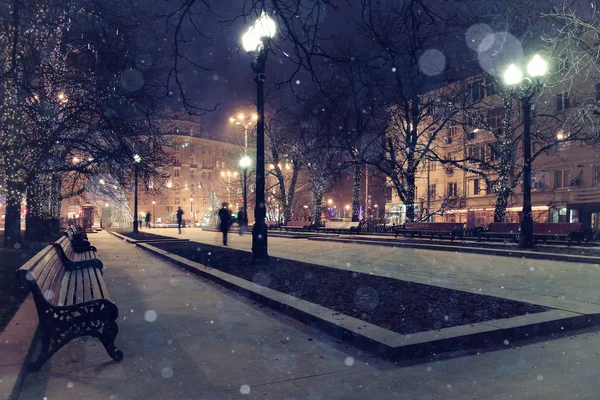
xmin=11 ymin=231 xmax=600 ymax=399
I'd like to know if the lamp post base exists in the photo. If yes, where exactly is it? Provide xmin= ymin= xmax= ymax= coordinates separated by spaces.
xmin=251 ymin=222 xmax=269 ymax=265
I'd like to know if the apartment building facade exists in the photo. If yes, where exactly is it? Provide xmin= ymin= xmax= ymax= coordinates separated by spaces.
xmin=385 ymin=65 xmax=600 ymax=230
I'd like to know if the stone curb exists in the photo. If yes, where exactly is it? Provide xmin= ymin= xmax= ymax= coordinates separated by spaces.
xmin=310 ymin=236 xmax=600 ymax=265
xmin=136 ymin=242 xmax=600 ymax=361
xmin=0 ymin=295 xmax=39 ymax=400
xmin=107 ymin=230 xmax=190 ymax=244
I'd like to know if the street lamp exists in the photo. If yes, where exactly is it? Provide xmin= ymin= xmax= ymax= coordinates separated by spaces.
xmin=239 ymin=155 xmax=252 ymax=228
xmin=230 ymin=113 xmax=258 ymax=152
xmin=502 ymin=53 xmax=547 ymax=249
xmin=190 ymin=197 xmax=194 ymax=226
xmin=242 ymin=12 xmax=276 ymax=264
xmin=152 ymin=200 xmax=156 ymax=228
xmin=132 ymin=154 xmax=141 ymax=233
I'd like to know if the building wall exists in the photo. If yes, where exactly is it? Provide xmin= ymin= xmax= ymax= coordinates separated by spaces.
xmin=385 ymin=69 xmax=600 ymax=229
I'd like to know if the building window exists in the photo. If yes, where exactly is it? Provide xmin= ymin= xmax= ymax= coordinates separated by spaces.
xmin=556 ymin=92 xmax=570 ymax=111
xmin=208 ymin=172 xmax=212 ymax=180
xmin=469 ymin=80 xmax=484 ymax=102
xmin=174 ymin=169 xmax=180 ymax=178
xmin=202 ymin=172 xmax=206 ymax=179
xmin=221 ymin=161 xmax=225 ymax=169
xmin=174 ymin=198 xmax=180 ymax=205
xmin=485 ymin=77 xmax=496 ymax=97
xmin=385 ymin=187 xmax=393 ymax=202
xmin=554 ymin=169 xmax=570 ymax=189
xmin=447 ymin=182 xmax=457 ymax=197
xmin=448 ymin=120 xmax=457 ymax=137
xmin=595 ymin=83 xmax=600 ymax=102
xmin=487 ymin=144 xmax=497 ymax=162
xmin=468 ymin=146 xmax=481 ymax=161
xmin=429 ymin=184 xmax=437 ymax=199
xmin=468 ymin=179 xmax=481 ymax=196
xmin=430 ymin=161 xmax=437 ymax=170
xmin=190 ymin=170 xmax=195 ymax=178
xmin=208 ymin=147 xmax=212 ymax=154
xmin=486 ymin=107 xmax=504 ymax=134
xmin=174 ymin=154 xmax=180 ymax=165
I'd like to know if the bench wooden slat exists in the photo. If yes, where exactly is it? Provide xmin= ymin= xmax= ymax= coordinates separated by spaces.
xmin=16 ymin=244 xmax=122 ymax=370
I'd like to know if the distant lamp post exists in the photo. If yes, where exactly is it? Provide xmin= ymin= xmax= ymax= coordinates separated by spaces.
xmin=132 ymin=153 xmax=141 ymax=233
xmin=230 ymin=113 xmax=259 ymax=152
xmin=239 ymin=155 xmax=252 ymax=227
xmin=190 ymin=197 xmax=194 ymax=226
xmin=242 ymin=11 xmax=276 ymax=265
xmin=502 ymin=53 xmax=547 ymax=249
xmin=152 ymin=200 xmax=156 ymax=228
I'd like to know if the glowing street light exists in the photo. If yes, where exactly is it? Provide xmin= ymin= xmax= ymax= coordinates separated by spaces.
xmin=242 ymin=11 xmax=277 ymax=265
xmin=502 ymin=54 xmax=548 ymax=249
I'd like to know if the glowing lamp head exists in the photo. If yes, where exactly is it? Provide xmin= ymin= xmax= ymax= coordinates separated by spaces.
xmin=229 ymin=117 xmax=235 ymax=123
xmin=527 ymin=54 xmax=547 ymax=78
xmin=238 ymin=113 xmax=245 ymax=120
xmin=239 ymin=155 xmax=252 ymax=168
xmin=252 ymin=114 xmax=258 ymax=121
xmin=152 ymin=200 xmax=156 ymax=205
xmin=328 ymin=199 xmax=333 ymax=205
xmin=242 ymin=11 xmax=276 ymax=52
xmin=503 ymin=64 xmax=523 ymax=85
xmin=133 ymin=154 xmax=141 ymax=163
xmin=190 ymin=197 xmax=193 ymax=202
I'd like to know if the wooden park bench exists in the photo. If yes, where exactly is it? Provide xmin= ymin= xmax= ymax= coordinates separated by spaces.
xmin=53 ymin=235 xmax=103 ymax=270
xmin=477 ymin=223 xmax=520 ymax=242
xmin=16 ymin=245 xmax=122 ymax=371
xmin=317 ymin=221 xmax=360 ymax=234
xmin=395 ymin=222 xmax=465 ymax=240
xmin=280 ymin=221 xmax=310 ymax=232
xmin=533 ymin=222 xmax=586 ymax=244
xmin=266 ymin=221 xmax=280 ymax=230
xmin=66 ymin=226 xmax=93 ymax=249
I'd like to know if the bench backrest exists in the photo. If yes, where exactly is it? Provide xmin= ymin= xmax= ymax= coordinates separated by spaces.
xmin=285 ymin=221 xmax=307 ymax=227
xmin=17 ymin=246 xmax=67 ymax=307
xmin=324 ymin=221 xmax=360 ymax=229
xmin=487 ymin=223 xmax=520 ymax=233
xmin=404 ymin=222 xmax=464 ymax=232
xmin=265 ymin=221 xmax=279 ymax=227
xmin=533 ymin=223 xmax=583 ymax=234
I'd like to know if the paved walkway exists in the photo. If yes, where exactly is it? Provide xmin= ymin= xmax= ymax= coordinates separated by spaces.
xmin=150 ymin=228 xmax=600 ymax=314
xmin=17 ymin=231 xmax=600 ymax=399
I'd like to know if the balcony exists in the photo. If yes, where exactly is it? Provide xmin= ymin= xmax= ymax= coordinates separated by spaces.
xmin=574 ymin=187 xmax=600 ymax=203
xmin=190 ymin=163 xmax=198 ymax=169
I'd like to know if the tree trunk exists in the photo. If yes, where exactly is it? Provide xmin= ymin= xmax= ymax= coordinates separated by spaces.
xmin=25 ymin=176 xmax=44 ymax=242
xmin=405 ymin=173 xmax=416 ymax=222
xmin=494 ymin=178 xmax=511 ymax=222
xmin=352 ymin=160 xmax=362 ymax=222
xmin=3 ymin=178 xmax=23 ymax=248
xmin=312 ymin=185 xmax=324 ymax=227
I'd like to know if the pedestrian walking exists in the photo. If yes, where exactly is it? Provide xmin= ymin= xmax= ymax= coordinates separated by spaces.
xmin=237 ymin=210 xmax=247 ymax=236
xmin=218 ymin=202 xmax=231 ymax=246
xmin=176 ymin=207 xmax=184 ymax=234
xmin=145 ymin=211 xmax=151 ymax=229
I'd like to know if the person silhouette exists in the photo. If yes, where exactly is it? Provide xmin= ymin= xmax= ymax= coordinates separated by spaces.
xmin=176 ymin=207 xmax=184 ymax=234
xmin=218 ymin=202 xmax=232 ymax=246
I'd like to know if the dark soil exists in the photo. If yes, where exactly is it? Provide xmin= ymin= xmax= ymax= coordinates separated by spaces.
xmin=110 ymin=229 xmax=180 ymax=241
xmin=152 ymin=241 xmax=551 ymax=335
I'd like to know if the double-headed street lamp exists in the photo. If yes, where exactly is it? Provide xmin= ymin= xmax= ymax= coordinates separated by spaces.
xmin=242 ymin=11 xmax=276 ymax=265
xmin=230 ymin=113 xmax=258 ymax=153
xmin=239 ymin=155 xmax=252 ymax=226
xmin=502 ymin=54 xmax=548 ymax=249
xmin=132 ymin=153 xmax=141 ymax=233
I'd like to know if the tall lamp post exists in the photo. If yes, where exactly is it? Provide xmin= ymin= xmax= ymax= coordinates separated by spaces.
xmin=239 ymin=155 xmax=252 ymax=227
xmin=152 ymin=200 xmax=156 ymax=228
xmin=242 ymin=12 xmax=276 ymax=265
xmin=190 ymin=197 xmax=194 ymax=227
xmin=502 ymin=54 xmax=548 ymax=249
xmin=230 ymin=113 xmax=258 ymax=153
xmin=132 ymin=154 xmax=141 ymax=233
